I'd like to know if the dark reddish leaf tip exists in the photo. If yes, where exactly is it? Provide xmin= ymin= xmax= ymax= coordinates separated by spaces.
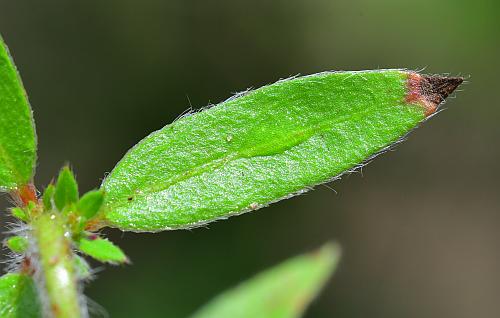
xmin=406 ymin=73 xmax=464 ymax=116
xmin=420 ymin=75 xmax=463 ymax=106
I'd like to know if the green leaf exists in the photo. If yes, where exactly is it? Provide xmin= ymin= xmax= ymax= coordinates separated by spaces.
xmin=10 ymin=207 xmax=28 ymax=222
xmin=101 ymin=70 xmax=461 ymax=231
xmin=42 ymin=184 xmax=55 ymax=210
xmin=54 ymin=167 xmax=79 ymax=211
xmin=77 ymin=190 xmax=104 ymax=220
xmin=0 ymin=273 xmax=42 ymax=318
xmin=73 ymin=255 xmax=92 ymax=280
xmin=190 ymin=242 xmax=340 ymax=318
xmin=5 ymin=236 xmax=28 ymax=253
xmin=78 ymin=237 xmax=127 ymax=264
xmin=0 ymin=35 xmax=37 ymax=191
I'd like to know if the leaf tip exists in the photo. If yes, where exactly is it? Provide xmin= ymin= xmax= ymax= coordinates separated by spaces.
xmin=406 ymin=72 xmax=464 ymax=116
xmin=314 ymin=241 xmax=342 ymax=261
xmin=54 ymin=165 xmax=79 ymax=210
xmin=309 ymin=241 xmax=342 ymax=280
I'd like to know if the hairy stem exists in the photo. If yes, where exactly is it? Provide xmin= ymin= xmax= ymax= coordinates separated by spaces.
xmin=31 ymin=213 xmax=82 ymax=318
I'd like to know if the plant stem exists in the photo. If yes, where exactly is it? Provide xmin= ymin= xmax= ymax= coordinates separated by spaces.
xmin=31 ymin=212 xmax=82 ymax=318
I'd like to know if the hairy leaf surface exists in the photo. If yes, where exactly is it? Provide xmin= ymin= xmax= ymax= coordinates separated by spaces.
xmin=190 ymin=242 xmax=340 ymax=318
xmin=0 ymin=36 xmax=37 ymax=190
xmin=102 ymin=70 xmax=433 ymax=231
xmin=0 ymin=273 xmax=41 ymax=318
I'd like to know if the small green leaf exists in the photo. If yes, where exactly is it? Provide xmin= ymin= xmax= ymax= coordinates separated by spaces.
xmin=0 ymin=273 xmax=42 ymax=317
xmin=54 ymin=167 xmax=79 ymax=211
xmin=101 ymin=70 xmax=461 ymax=231
xmin=190 ymin=242 xmax=340 ymax=318
xmin=77 ymin=190 xmax=104 ymax=220
xmin=27 ymin=201 xmax=37 ymax=213
xmin=73 ymin=255 xmax=92 ymax=280
xmin=10 ymin=207 xmax=28 ymax=222
xmin=78 ymin=237 xmax=127 ymax=264
xmin=42 ymin=184 xmax=55 ymax=210
xmin=5 ymin=236 xmax=28 ymax=253
xmin=0 ymin=36 xmax=37 ymax=191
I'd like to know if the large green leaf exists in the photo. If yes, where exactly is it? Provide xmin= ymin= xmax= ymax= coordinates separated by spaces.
xmin=190 ymin=242 xmax=340 ymax=318
xmin=0 ymin=273 xmax=41 ymax=318
xmin=101 ymin=70 xmax=461 ymax=231
xmin=0 ymin=36 xmax=37 ymax=191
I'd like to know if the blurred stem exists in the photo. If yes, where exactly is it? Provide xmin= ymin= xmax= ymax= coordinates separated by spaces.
xmin=32 ymin=212 xmax=82 ymax=318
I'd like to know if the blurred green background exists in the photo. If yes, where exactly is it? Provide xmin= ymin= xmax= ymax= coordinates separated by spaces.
xmin=1 ymin=0 xmax=499 ymax=317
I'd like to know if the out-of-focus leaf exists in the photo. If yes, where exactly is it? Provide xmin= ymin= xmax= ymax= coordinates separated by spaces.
xmin=0 ymin=35 xmax=37 ymax=191
xmin=5 ymin=236 xmax=28 ymax=253
xmin=190 ymin=242 xmax=341 ymax=318
xmin=10 ymin=207 xmax=27 ymax=222
xmin=41 ymin=184 xmax=55 ymax=210
xmin=0 ymin=273 xmax=41 ymax=317
xmin=54 ymin=166 xmax=78 ymax=211
xmin=73 ymin=255 xmax=92 ymax=280
xmin=78 ymin=237 xmax=127 ymax=264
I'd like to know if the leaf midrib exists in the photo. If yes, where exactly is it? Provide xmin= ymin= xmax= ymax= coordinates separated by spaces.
xmin=108 ymin=101 xmax=397 ymax=209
